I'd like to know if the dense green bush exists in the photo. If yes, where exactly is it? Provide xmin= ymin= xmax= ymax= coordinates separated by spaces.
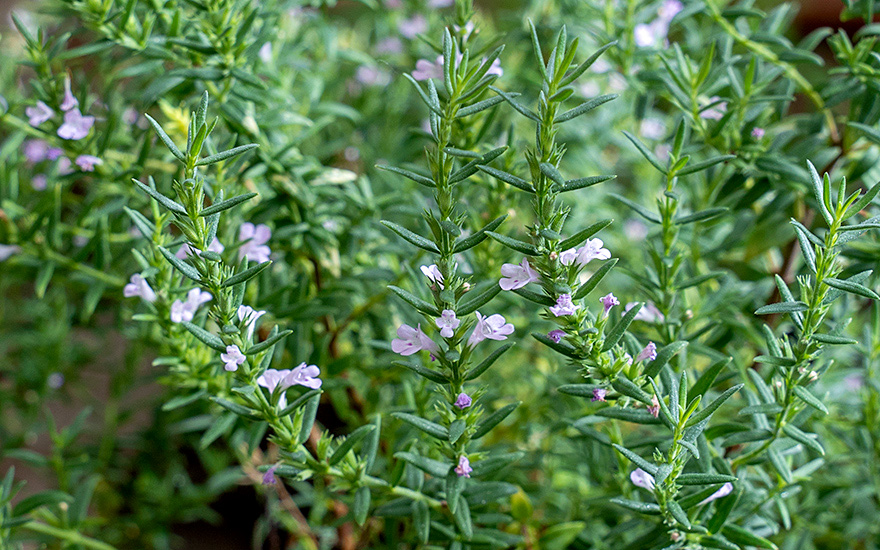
xmin=3 ymin=0 xmax=880 ymax=548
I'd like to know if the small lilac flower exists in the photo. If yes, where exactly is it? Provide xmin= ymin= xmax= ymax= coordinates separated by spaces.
xmin=436 ymin=309 xmax=460 ymax=338
xmin=47 ymin=373 xmax=65 ymax=389
xmin=550 ymin=294 xmax=580 ymax=317
xmin=751 ymin=127 xmax=765 ymax=139
xmin=26 ymin=101 xmax=54 ymax=126
xmin=238 ymin=222 xmax=272 ymax=263
xmin=60 ymin=75 xmax=79 ymax=111
xmin=23 ymin=140 xmax=49 ymax=163
xmin=177 ymin=237 xmax=225 ymax=259
xmin=221 ymin=344 xmax=246 ymax=372
xmin=548 ymin=329 xmax=566 ymax=343
xmin=355 ymin=65 xmax=391 ymax=86
xmin=57 ymin=157 xmax=73 ymax=175
xmin=559 ymin=248 xmax=579 ymax=266
xmin=647 ymin=395 xmax=660 ymax=418
xmin=468 ymin=311 xmax=515 ymax=347
xmin=600 ymin=293 xmax=619 ymax=317
xmin=624 ymin=219 xmax=649 ymax=241
xmin=429 ymin=0 xmax=453 ymax=6
xmin=636 ymin=342 xmax=657 ymax=362
xmin=412 ymin=56 xmax=444 ymax=81
xmin=258 ymin=42 xmax=273 ymax=63
xmin=575 ymin=239 xmax=611 ymax=266
xmin=123 ymin=273 xmax=156 ymax=302
xmin=659 ymin=0 xmax=684 ymax=21
xmin=640 ymin=118 xmax=665 ymax=139
xmin=698 ymin=482 xmax=733 ymax=505
xmin=634 ymin=23 xmax=660 ymax=47
xmin=257 ymin=368 xmax=293 ymax=408
xmin=454 ymin=392 xmax=472 ymax=409
xmin=485 ymin=58 xmax=503 ymax=77
xmin=592 ymin=388 xmax=607 ymax=402
xmin=238 ymin=305 xmax=267 ymax=340
xmin=289 ymin=362 xmax=323 ymax=389
xmin=454 ymin=455 xmax=472 ymax=478
xmin=0 ymin=244 xmax=21 ymax=261
xmin=420 ymin=264 xmax=444 ymax=288
xmin=631 ymin=468 xmax=655 ymax=490
xmin=376 ymin=37 xmax=404 ymax=55
xmin=627 ymin=301 xmax=665 ymax=323
xmin=700 ymin=97 xmax=727 ymax=120
xmin=47 ymin=147 xmax=64 ymax=161
xmin=123 ymin=108 xmax=139 ymax=125
xmin=622 ymin=352 xmax=634 ymax=366
xmin=499 ymin=258 xmax=539 ymax=290
xmin=32 ymin=174 xmax=48 ymax=191
xmin=170 ymin=288 xmax=212 ymax=323
xmin=57 ymin=108 xmax=95 ymax=140
xmin=75 ymin=155 xmax=102 ymax=172
xmin=392 ymin=323 xmax=439 ymax=356
xmin=262 ymin=465 xmax=277 ymax=485
xmin=398 ymin=14 xmax=427 ymax=39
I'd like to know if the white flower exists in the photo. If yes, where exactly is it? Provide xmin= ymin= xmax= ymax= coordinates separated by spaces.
xmin=698 ymin=482 xmax=733 ymax=505
xmin=640 ymin=118 xmax=665 ymax=140
xmin=221 ymin=344 xmax=246 ymax=372
xmin=420 ymin=264 xmax=444 ymax=288
xmin=170 ymin=288 xmax=212 ymax=323
xmin=392 ymin=323 xmax=439 ymax=356
xmin=700 ymin=96 xmax=728 ymax=120
xmin=237 ymin=305 xmax=267 ymax=340
xmin=288 ymin=362 xmax=323 ymax=389
xmin=499 ymin=258 xmax=539 ymax=290
xmin=60 ymin=74 xmax=79 ymax=111
xmin=436 ymin=309 xmax=460 ymax=338
xmin=258 ymin=42 xmax=273 ymax=63
xmin=560 ymin=239 xmax=611 ymax=268
xmin=0 ymin=244 xmax=21 ymax=261
xmin=257 ymin=368 xmax=292 ymax=408
xmin=123 ymin=274 xmax=156 ymax=302
xmin=176 ymin=237 xmax=225 ymax=259
xmin=468 ymin=311 xmax=514 ymax=347
xmin=238 ymin=222 xmax=272 ymax=263
xmin=630 ymin=468 xmax=655 ymax=491
xmin=627 ymin=301 xmax=665 ymax=323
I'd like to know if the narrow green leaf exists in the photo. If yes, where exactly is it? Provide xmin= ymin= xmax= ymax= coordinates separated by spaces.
xmin=677 ymin=473 xmax=738 ymax=485
xmin=391 ymin=412 xmax=448 ymax=439
xmin=824 ymin=277 xmax=880 ymax=299
xmin=560 ymin=174 xmax=616 ymax=193
xmin=486 ymin=231 xmax=539 ymax=255
xmin=394 ymin=360 xmax=450 ymax=383
xmin=601 ymin=302 xmax=643 ymax=352
xmin=221 ymin=261 xmax=271 ymax=287
xmin=643 ymin=341 xmax=688 ymax=378
xmin=477 ymin=165 xmax=534 ymax=193
xmin=457 ymin=284 xmax=502 ymax=316
xmin=806 ymin=160 xmax=833 ymax=226
xmin=612 ymin=444 xmax=658 ymax=475
xmin=376 ymin=164 xmax=435 ymax=188
xmin=388 ymin=285 xmax=441 ymax=316
xmin=473 ymin=402 xmax=519 ymax=439
xmin=245 ymin=329 xmax=292 ymax=356
xmin=145 ymin=114 xmax=185 ymax=161
xmin=792 ymin=386 xmax=828 ymax=414
xmin=573 ymin=258 xmax=617 ymax=299
xmin=329 ymin=425 xmax=376 ymax=465
xmin=559 ymin=219 xmax=613 ymax=250
xmin=755 ymin=301 xmax=808 ymax=315
xmin=676 ymin=155 xmax=736 ymax=176
xmin=133 ymin=179 xmax=186 ymax=214
xmin=453 ymin=215 xmax=507 ymax=253
xmin=685 ymin=384 xmax=743 ymax=427
xmin=381 ymin=221 xmax=440 ymax=253
xmin=782 ymin=424 xmax=824 ymax=455
xmin=609 ymin=193 xmax=662 ymax=223
xmin=199 ymin=193 xmax=258 ymax=216
xmin=675 ymin=207 xmax=729 ymax=225
xmin=196 ymin=143 xmax=259 ymax=166
xmin=554 ymin=94 xmax=617 ymax=123
xmin=466 ymin=342 xmax=514 ymax=380
xmin=622 ymin=131 xmax=667 ymax=173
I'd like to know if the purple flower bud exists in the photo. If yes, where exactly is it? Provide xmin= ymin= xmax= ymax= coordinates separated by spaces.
xmin=592 ymin=388 xmax=607 ymax=402
xmin=262 ymin=465 xmax=278 ymax=485
xmin=751 ymin=127 xmax=765 ymax=139
xmin=550 ymin=294 xmax=580 ymax=317
xmin=600 ymin=293 xmax=619 ymax=317
xmin=454 ymin=393 xmax=472 ymax=409
xmin=547 ymin=329 xmax=566 ymax=343
xmin=454 ymin=456 xmax=472 ymax=478
xmin=636 ymin=342 xmax=657 ymax=362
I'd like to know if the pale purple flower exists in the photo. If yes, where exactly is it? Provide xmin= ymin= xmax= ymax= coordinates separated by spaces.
xmin=23 ymin=140 xmax=49 ymax=163
xmin=238 ymin=222 xmax=272 ymax=263
xmin=221 ymin=344 xmax=246 ymax=372
xmin=624 ymin=219 xmax=649 ymax=241
xmin=550 ymin=294 xmax=580 ymax=317
xmin=376 ymin=37 xmax=404 ymax=55
xmin=355 ymin=65 xmax=391 ymax=86
xmin=655 ymin=144 xmax=671 ymax=161
xmin=170 ymin=288 xmax=212 ymax=323
xmin=548 ymin=329 xmax=566 ymax=343
xmin=751 ymin=127 xmax=765 ymax=139
xmin=592 ymin=388 xmax=607 ymax=402
xmin=634 ymin=21 xmax=666 ymax=48
xmin=32 ymin=174 xmax=48 ymax=190
xmin=262 ymin=465 xmax=277 ymax=485
xmin=420 ymin=264 xmax=444 ymax=288
xmin=559 ymin=248 xmax=579 ymax=266
xmin=73 ymin=234 xmax=89 ymax=247
xmin=56 ymin=157 xmax=73 ymax=175
xmin=238 ymin=305 xmax=267 ymax=340
xmin=455 ymin=455 xmax=472 ymax=478
xmin=627 ymin=301 xmax=665 ymax=323
xmin=47 ymin=147 xmax=63 ymax=160
xmin=468 ymin=311 xmax=515 ymax=347
xmin=700 ymin=97 xmax=727 ymax=120
xmin=636 ymin=342 xmax=657 ymax=362
xmin=26 ymin=101 xmax=54 ymax=126
xmin=123 ymin=273 xmax=156 ymax=302
xmin=485 ymin=58 xmax=503 ymax=77
xmin=398 ymin=15 xmax=427 ymax=39
xmin=289 ymin=362 xmax=323 ymax=389
xmin=436 ymin=309 xmax=460 ymax=338
xmin=60 ymin=75 xmax=79 ymax=111
xmin=257 ymin=368 xmax=293 ymax=408
xmin=412 ymin=56 xmax=444 ymax=81
xmin=57 ymin=108 xmax=95 ymax=140
xmin=123 ymin=108 xmax=139 ymax=125
xmin=177 ymin=237 xmax=225 ymax=259
xmin=454 ymin=392 xmax=472 ymax=409
xmin=560 ymin=239 xmax=611 ymax=268
xmin=429 ymin=0 xmax=453 ymax=6
xmin=258 ymin=42 xmax=273 ymax=63
xmin=648 ymin=395 xmax=660 ymax=418
xmin=47 ymin=373 xmax=65 ymax=389
xmin=600 ymin=293 xmax=619 ymax=317
xmin=0 ymin=244 xmax=21 ymax=261
xmin=392 ymin=323 xmax=439 ymax=356
xmin=75 ymin=155 xmax=102 ymax=172
xmin=659 ymin=0 xmax=684 ymax=21
xmin=499 ymin=258 xmax=539 ymax=290
xmin=630 ymin=468 xmax=655 ymax=490
xmin=698 ymin=482 xmax=733 ymax=505
xmin=640 ymin=118 xmax=665 ymax=139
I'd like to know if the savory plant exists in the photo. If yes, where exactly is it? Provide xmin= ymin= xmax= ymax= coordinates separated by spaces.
xmin=3 ymin=0 xmax=880 ymax=548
